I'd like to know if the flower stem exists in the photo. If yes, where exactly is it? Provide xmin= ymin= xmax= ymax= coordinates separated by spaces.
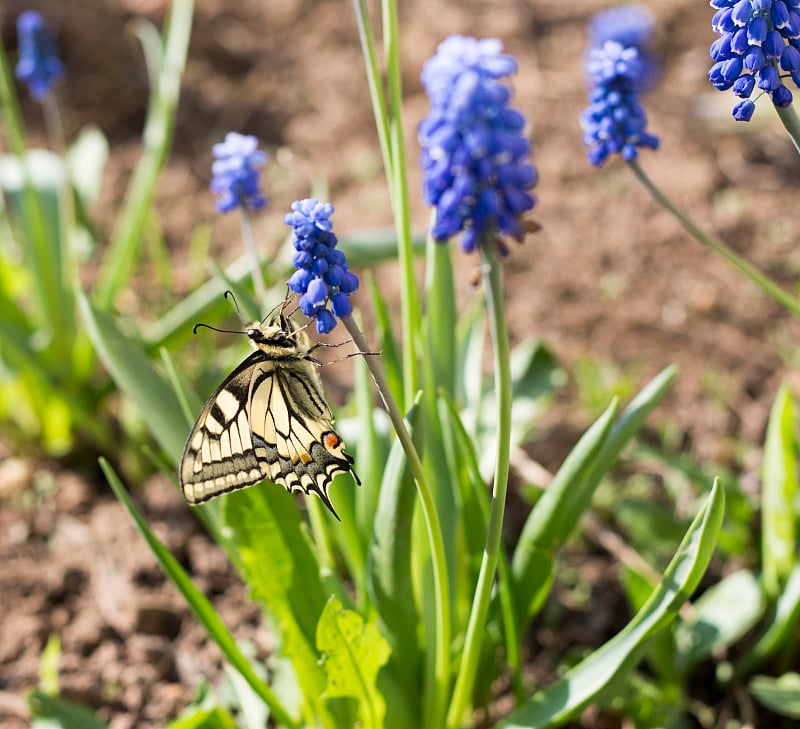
xmin=239 ymin=208 xmax=267 ymax=309
xmin=42 ymin=90 xmax=65 ymax=154
xmin=627 ymin=157 xmax=800 ymax=319
xmin=445 ymin=241 xmax=513 ymax=729
xmin=775 ymin=103 xmax=800 ymax=155
xmin=342 ymin=314 xmax=451 ymax=729
xmin=353 ymin=0 xmax=419 ymax=410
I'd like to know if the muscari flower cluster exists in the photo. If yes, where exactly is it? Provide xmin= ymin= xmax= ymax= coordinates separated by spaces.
xmin=210 ymin=132 xmax=268 ymax=213
xmin=286 ymin=199 xmax=359 ymax=334
xmin=418 ymin=35 xmax=537 ymax=254
xmin=15 ymin=11 xmax=63 ymax=100
xmin=588 ymin=4 xmax=658 ymax=90
xmin=709 ymin=0 xmax=800 ymax=121
xmin=580 ymin=40 xmax=660 ymax=167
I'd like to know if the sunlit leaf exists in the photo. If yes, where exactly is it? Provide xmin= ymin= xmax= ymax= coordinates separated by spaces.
xmin=316 ymin=596 xmax=391 ymax=729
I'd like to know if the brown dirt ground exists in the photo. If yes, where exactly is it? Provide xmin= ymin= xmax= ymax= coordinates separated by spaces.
xmin=2 ymin=0 xmax=800 ymax=726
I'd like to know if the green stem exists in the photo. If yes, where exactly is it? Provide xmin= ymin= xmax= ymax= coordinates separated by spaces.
xmin=627 ymin=157 xmax=800 ymax=319
xmin=239 ymin=208 xmax=267 ymax=308
xmin=445 ymin=242 xmax=513 ymax=729
xmin=774 ymin=102 xmax=800 ymax=155
xmin=353 ymin=0 xmax=419 ymax=409
xmin=41 ymin=91 xmax=65 ymax=154
xmin=381 ymin=0 xmax=419 ymax=411
xmin=342 ymin=314 xmax=450 ymax=729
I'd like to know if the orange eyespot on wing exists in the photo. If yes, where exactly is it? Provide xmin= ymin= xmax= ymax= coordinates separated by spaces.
xmin=323 ymin=432 xmax=341 ymax=450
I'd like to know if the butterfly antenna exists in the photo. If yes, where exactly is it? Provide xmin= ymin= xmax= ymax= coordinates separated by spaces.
xmin=259 ymin=296 xmax=289 ymax=326
xmin=287 ymin=317 xmax=316 ymax=340
xmin=224 ymin=290 xmax=247 ymax=327
xmin=192 ymin=322 xmax=248 ymax=336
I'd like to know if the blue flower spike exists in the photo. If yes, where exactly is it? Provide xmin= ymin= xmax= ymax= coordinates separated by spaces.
xmin=709 ymin=0 xmax=800 ymax=120
xmin=15 ymin=11 xmax=63 ymax=100
xmin=210 ymin=132 xmax=268 ymax=213
xmin=588 ymin=4 xmax=658 ymax=89
xmin=581 ymin=40 xmax=660 ymax=167
xmin=418 ymin=35 xmax=538 ymax=254
xmin=285 ymin=199 xmax=359 ymax=334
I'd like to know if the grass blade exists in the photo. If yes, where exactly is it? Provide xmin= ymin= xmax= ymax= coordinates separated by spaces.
xmin=761 ymin=383 xmax=798 ymax=597
xmin=498 ymin=479 xmax=725 ymax=729
xmin=78 ymin=289 xmax=186 ymax=462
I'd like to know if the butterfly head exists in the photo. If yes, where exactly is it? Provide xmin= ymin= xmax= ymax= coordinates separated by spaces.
xmin=246 ymin=316 xmax=306 ymax=354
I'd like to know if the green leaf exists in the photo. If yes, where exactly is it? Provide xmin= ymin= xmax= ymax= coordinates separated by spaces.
xmin=78 ymin=289 xmax=187 ymax=462
xmin=28 ymin=691 xmax=107 ymax=729
xmin=735 ymin=564 xmax=800 ymax=678
xmin=316 ymin=596 xmax=391 ymax=729
xmin=673 ymin=569 xmax=765 ymax=673
xmin=366 ymin=396 xmax=421 ymax=693
xmin=100 ymin=460 xmax=298 ymax=729
xmin=93 ymin=0 xmax=193 ymax=308
xmin=165 ymin=706 xmax=238 ymax=729
xmin=336 ymin=228 xmax=425 ymax=266
xmin=0 ymin=149 xmax=74 ymax=354
xmin=39 ymin=634 xmax=61 ymax=696
xmin=222 ymin=486 xmax=332 ymax=726
xmin=366 ymin=273 xmax=403 ymax=405
xmin=497 ymin=479 xmax=725 ymax=729
xmin=510 ymin=365 xmax=679 ymax=626
xmin=424 ymin=233 xmax=456 ymax=399
xmin=511 ymin=399 xmax=618 ymax=621
xmin=761 ymin=383 xmax=798 ymax=597
xmin=750 ymin=673 xmax=800 ymax=718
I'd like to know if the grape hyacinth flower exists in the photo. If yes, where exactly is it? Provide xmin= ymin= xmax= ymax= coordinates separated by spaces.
xmin=709 ymin=0 xmax=800 ymax=119
xmin=210 ymin=132 xmax=268 ymax=213
xmin=588 ymin=4 xmax=658 ymax=89
xmin=418 ymin=35 xmax=537 ymax=254
xmin=581 ymin=40 xmax=660 ymax=167
xmin=286 ymin=199 xmax=359 ymax=334
xmin=15 ymin=11 xmax=63 ymax=100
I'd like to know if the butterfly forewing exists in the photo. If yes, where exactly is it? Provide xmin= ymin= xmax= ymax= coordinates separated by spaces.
xmin=180 ymin=315 xmax=358 ymax=517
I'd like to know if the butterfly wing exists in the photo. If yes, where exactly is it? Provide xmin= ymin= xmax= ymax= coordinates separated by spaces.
xmin=180 ymin=351 xmax=358 ymax=516
xmin=248 ymin=357 xmax=359 ymax=517
xmin=180 ymin=351 xmax=270 ymax=504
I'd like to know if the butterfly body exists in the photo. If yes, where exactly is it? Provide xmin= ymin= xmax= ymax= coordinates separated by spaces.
xmin=180 ymin=314 xmax=358 ymax=517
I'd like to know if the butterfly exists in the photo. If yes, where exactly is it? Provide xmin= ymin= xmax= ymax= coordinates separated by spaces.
xmin=180 ymin=297 xmax=359 ymax=518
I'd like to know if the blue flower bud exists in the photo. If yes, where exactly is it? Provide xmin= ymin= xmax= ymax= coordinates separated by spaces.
xmin=757 ymin=64 xmax=780 ymax=90
xmin=732 ymin=99 xmax=756 ymax=120
xmin=781 ymin=44 xmax=800 ymax=70
xmin=733 ymin=74 xmax=756 ymax=97
xmin=765 ymin=30 xmax=785 ymax=58
xmin=210 ymin=133 xmax=268 ymax=213
xmin=15 ymin=12 xmax=63 ymax=100
xmin=747 ymin=17 xmax=768 ymax=46
xmin=330 ymin=292 xmax=352 ymax=318
xmin=772 ymin=83 xmax=793 ymax=106
xmin=315 ymin=310 xmax=337 ymax=334
xmin=288 ymin=268 xmax=312 ymax=294
xmin=285 ymin=199 xmax=358 ymax=332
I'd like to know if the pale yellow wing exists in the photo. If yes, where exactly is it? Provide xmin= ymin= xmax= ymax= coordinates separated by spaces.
xmin=180 ymin=352 xmax=358 ymax=516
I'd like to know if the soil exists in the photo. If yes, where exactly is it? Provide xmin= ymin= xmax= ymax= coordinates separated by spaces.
xmin=2 ymin=0 xmax=800 ymax=727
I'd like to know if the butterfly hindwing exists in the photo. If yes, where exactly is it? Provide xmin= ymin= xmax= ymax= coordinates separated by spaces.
xmin=180 ymin=316 xmax=358 ymax=517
